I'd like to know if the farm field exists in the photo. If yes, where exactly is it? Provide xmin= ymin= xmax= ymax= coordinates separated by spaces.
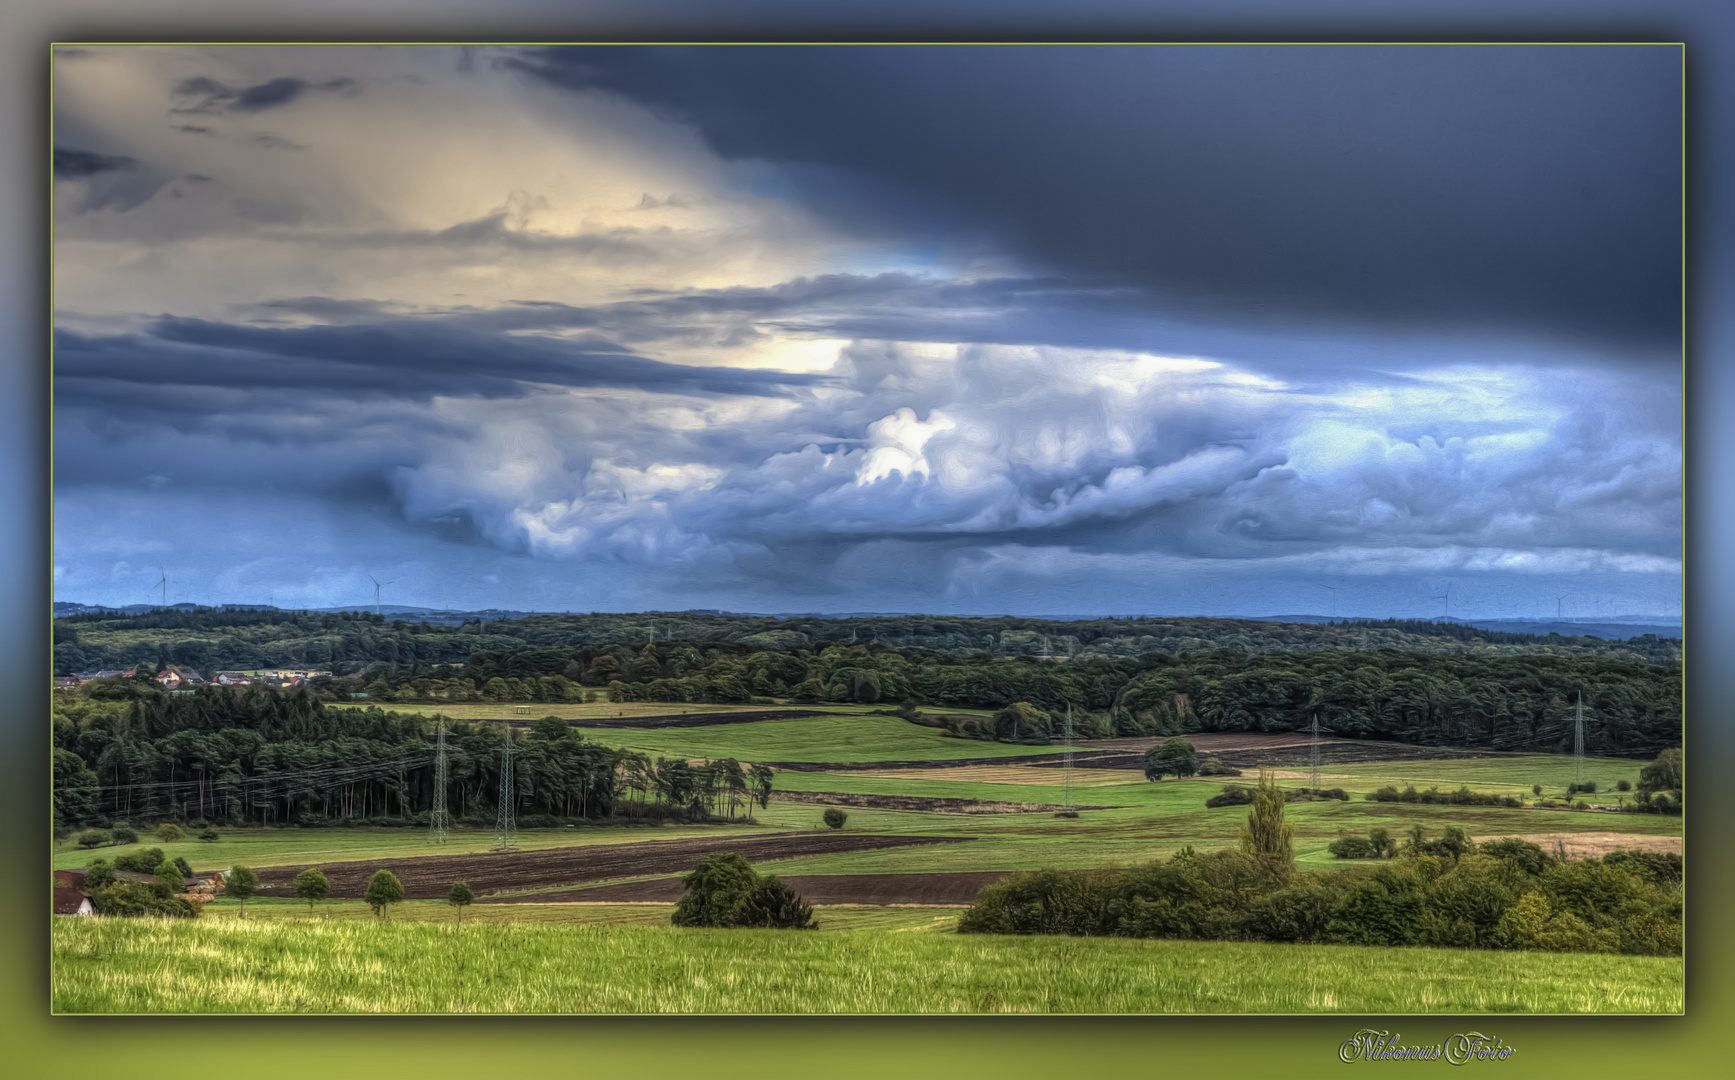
xmin=52 ymin=918 xmax=1683 ymax=1014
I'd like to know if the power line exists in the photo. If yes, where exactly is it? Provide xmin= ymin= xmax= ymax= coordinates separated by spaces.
xmin=429 ymin=720 xmax=450 ymax=845
xmin=493 ymin=737 xmax=518 ymax=852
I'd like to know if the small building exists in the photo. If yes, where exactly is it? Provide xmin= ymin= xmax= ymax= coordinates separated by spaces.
xmin=53 ymin=870 xmax=92 ymax=916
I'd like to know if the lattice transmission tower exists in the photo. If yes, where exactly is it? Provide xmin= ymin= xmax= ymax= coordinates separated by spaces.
xmin=429 ymin=720 xmax=450 ymax=844
xmin=1310 ymin=713 xmax=1321 ymax=793
xmin=493 ymin=737 xmax=519 ymax=851
xmin=1573 ymin=692 xmax=1590 ymax=788
xmin=1061 ymin=704 xmax=1075 ymax=814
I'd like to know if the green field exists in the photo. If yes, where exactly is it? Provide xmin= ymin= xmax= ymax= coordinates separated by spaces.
xmin=51 ymin=918 xmax=1681 ymax=1014
xmin=573 ymin=714 xmax=1065 ymax=764
xmin=196 ymin=895 xmax=959 ymax=931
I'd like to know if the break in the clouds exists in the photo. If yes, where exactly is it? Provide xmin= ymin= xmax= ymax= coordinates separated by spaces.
xmin=51 ymin=45 xmax=1682 ymax=620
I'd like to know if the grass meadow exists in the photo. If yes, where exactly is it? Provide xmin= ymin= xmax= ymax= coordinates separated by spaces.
xmin=51 ymin=917 xmax=1682 ymax=1014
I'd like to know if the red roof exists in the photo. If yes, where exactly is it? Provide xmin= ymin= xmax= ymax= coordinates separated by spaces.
xmin=53 ymin=888 xmax=89 ymax=915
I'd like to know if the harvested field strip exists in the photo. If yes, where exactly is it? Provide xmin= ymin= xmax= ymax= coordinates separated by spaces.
xmin=522 ymin=871 xmax=1010 ymax=906
xmin=254 ymin=831 xmax=975 ymax=900
xmin=773 ymin=790 xmax=1131 ymax=815
xmin=1472 ymin=833 xmax=1683 ymax=858
xmin=52 ymin=919 xmax=1684 ymax=1013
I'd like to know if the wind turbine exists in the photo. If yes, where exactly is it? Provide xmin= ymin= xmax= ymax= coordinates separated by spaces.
xmin=368 ymin=574 xmax=397 ymax=617
xmin=1556 ymin=594 xmax=1571 ymax=622
xmin=1430 ymin=580 xmax=1454 ymax=621
xmin=155 ymin=567 xmax=167 ymax=608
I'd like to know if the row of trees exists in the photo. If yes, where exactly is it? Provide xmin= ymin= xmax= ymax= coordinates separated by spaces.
xmin=51 ymin=692 xmax=779 ymax=830
xmin=54 ymin=607 xmax=1680 ymax=678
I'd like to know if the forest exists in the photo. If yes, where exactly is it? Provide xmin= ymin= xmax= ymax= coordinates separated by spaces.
xmin=53 ymin=607 xmax=1681 ymax=677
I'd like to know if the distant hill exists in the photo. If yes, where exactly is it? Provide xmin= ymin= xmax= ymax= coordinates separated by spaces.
xmin=1249 ymin=615 xmax=1680 ymax=642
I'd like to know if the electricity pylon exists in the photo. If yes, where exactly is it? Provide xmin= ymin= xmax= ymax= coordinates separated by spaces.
xmin=1061 ymin=704 xmax=1075 ymax=814
xmin=1573 ymin=692 xmax=1587 ymax=787
xmin=429 ymin=720 xmax=450 ymax=844
xmin=1310 ymin=713 xmax=1322 ymax=793
xmin=493 ymin=737 xmax=518 ymax=851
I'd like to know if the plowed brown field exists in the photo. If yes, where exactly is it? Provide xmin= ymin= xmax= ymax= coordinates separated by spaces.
xmin=512 ymin=871 xmax=1011 ymax=906
xmin=253 ymin=831 xmax=974 ymax=900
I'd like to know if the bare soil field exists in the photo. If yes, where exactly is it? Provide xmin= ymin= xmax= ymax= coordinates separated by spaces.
xmin=253 ymin=831 xmax=974 ymax=900
xmin=509 ymin=871 xmax=1011 ymax=906
xmin=1474 ymin=832 xmax=1683 ymax=859
xmin=772 ymin=790 xmax=1131 ymax=814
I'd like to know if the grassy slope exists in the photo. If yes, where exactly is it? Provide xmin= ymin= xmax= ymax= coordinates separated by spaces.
xmin=51 ymin=918 xmax=1682 ymax=1014
xmin=571 ymin=714 xmax=1063 ymax=763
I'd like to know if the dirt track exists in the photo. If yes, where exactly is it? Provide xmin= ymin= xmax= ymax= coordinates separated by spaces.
xmin=513 ymin=871 xmax=1012 ymax=906
xmin=254 ymin=831 xmax=974 ymax=900
xmin=773 ymin=790 xmax=1130 ymax=814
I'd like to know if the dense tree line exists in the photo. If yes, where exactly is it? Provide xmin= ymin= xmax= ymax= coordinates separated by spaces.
xmin=50 ymin=686 xmax=740 ymax=829
xmin=53 ymin=607 xmax=1680 ymax=677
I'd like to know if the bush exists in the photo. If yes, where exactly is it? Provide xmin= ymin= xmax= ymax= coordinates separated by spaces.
xmin=198 ymin=827 xmax=220 ymax=842
xmin=1328 ymin=835 xmax=1376 ymax=859
xmin=89 ymin=880 xmax=198 ymax=919
xmin=959 ymin=868 xmax=1111 ymax=936
xmin=671 ymin=852 xmax=816 ymax=929
xmin=1205 ymin=784 xmax=1253 ymax=808
xmin=1616 ymin=779 xmax=1632 ymax=792
xmin=1599 ymin=849 xmax=1683 ymax=888
xmin=111 ymin=827 xmax=139 ymax=845
xmin=1478 ymin=837 xmax=1550 ymax=876
xmin=155 ymin=823 xmax=187 ymax=841
xmin=115 ymin=847 xmax=165 ymax=873
xmin=76 ymin=829 xmax=111 ymax=849
xmin=822 ymin=808 xmax=848 ymax=829
xmin=1196 ymin=757 xmax=1241 ymax=777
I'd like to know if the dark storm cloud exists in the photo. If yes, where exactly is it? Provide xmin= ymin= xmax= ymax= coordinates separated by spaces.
xmin=53 ymin=146 xmax=137 ymax=178
xmin=52 ymin=316 xmax=826 ymax=406
xmin=504 ymin=44 xmax=1681 ymax=352
xmin=172 ymin=75 xmax=357 ymax=114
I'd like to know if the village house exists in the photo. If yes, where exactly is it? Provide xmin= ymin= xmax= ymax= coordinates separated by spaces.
xmin=52 ymin=869 xmax=93 ymax=916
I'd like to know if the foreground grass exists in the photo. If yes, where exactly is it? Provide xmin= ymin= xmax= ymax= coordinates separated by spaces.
xmin=53 ymin=918 xmax=1680 ymax=1014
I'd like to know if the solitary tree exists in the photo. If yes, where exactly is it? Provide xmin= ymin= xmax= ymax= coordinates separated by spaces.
xmin=76 ymin=829 xmax=111 ymax=849
xmin=1638 ymin=749 xmax=1683 ymax=796
xmin=1144 ymin=737 xmax=1199 ymax=781
xmin=823 ymin=808 xmax=848 ymax=829
xmin=448 ymin=880 xmax=474 ymax=925
xmin=293 ymin=868 xmax=330 ymax=916
xmin=1238 ymin=772 xmax=1295 ymax=872
xmin=749 ymin=764 xmax=775 ymax=823
xmin=365 ymin=869 xmax=405 ymax=919
xmin=227 ymin=864 xmax=259 ymax=918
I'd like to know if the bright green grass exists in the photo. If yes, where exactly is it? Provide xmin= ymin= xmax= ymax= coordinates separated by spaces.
xmin=51 ymin=918 xmax=1681 ymax=1014
xmin=571 ymin=715 xmax=1061 ymax=764
xmin=51 ymin=823 xmax=785 ymax=872
xmin=329 ymin=700 xmax=780 ymax=722
xmin=1324 ymin=754 xmax=1649 ymax=795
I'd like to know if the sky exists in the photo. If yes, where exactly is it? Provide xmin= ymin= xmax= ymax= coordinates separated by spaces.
xmin=50 ymin=43 xmax=1683 ymax=620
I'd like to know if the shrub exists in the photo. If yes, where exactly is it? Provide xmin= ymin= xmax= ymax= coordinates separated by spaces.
xmin=1616 ymin=779 xmax=1632 ymax=792
xmin=111 ymin=827 xmax=138 ymax=845
xmin=155 ymin=823 xmax=186 ymax=841
xmin=115 ymin=847 xmax=165 ymax=873
xmin=822 ymin=808 xmax=848 ymax=829
xmin=671 ymin=852 xmax=816 ymax=929
xmin=1205 ymin=784 xmax=1253 ymax=808
xmin=1328 ymin=835 xmax=1376 ymax=859
xmin=1196 ymin=757 xmax=1241 ymax=777
xmin=76 ymin=829 xmax=111 ymax=849
xmin=1599 ymin=849 xmax=1682 ymax=887
xmin=89 ymin=880 xmax=197 ymax=919
xmin=1478 ymin=837 xmax=1550 ymax=875
xmin=1532 ymin=784 xmax=1543 ymax=796
xmin=959 ymin=868 xmax=1109 ymax=936
xmin=198 ymin=827 xmax=220 ymax=842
